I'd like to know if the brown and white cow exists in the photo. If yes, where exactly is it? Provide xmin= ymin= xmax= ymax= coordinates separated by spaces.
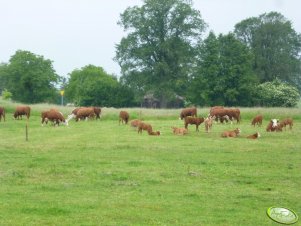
xmin=75 ymin=107 xmax=95 ymax=121
xmin=221 ymin=128 xmax=241 ymax=138
xmin=14 ymin=106 xmax=31 ymax=119
xmin=251 ymin=114 xmax=263 ymax=127
xmin=0 ymin=107 xmax=5 ymax=122
xmin=180 ymin=107 xmax=197 ymax=120
xmin=41 ymin=109 xmax=67 ymax=126
xmin=266 ymin=119 xmax=282 ymax=132
xmin=119 ymin=111 xmax=129 ymax=125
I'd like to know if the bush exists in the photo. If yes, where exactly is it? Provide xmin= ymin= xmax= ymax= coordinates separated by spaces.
xmin=256 ymin=80 xmax=300 ymax=107
xmin=1 ymin=89 xmax=12 ymax=100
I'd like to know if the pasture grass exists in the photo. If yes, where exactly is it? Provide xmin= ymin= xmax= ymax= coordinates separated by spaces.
xmin=0 ymin=99 xmax=301 ymax=225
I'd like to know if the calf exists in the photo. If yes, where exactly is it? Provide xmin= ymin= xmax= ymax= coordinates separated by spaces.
xmin=279 ymin=118 xmax=293 ymax=130
xmin=251 ymin=114 xmax=263 ymax=127
xmin=221 ymin=128 xmax=241 ymax=138
xmin=0 ymin=107 xmax=5 ymax=122
xmin=137 ymin=122 xmax=153 ymax=134
xmin=148 ymin=131 xmax=161 ymax=136
xmin=172 ymin=127 xmax=188 ymax=135
xmin=119 ymin=111 xmax=129 ymax=125
xmin=246 ymin=132 xmax=260 ymax=139
xmin=14 ymin=106 xmax=31 ymax=119
xmin=204 ymin=116 xmax=215 ymax=133
xmin=184 ymin=116 xmax=205 ymax=131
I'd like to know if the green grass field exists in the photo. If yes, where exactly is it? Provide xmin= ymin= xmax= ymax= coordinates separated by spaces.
xmin=0 ymin=99 xmax=300 ymax=225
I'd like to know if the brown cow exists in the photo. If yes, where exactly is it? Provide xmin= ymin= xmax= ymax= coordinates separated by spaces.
xmin=148 ymin=131 xmax=161 ymax=136
xmin=137 ymin=122 xmax=153 ymax=134
xmin=279 ymin=118 xmax=293 ymax=130
xmin=75 ymin=107 xmax=95 ymax=121
xmin=0 ymin=107 xmax=5 ymax=122
xmin=251 ymin=114 xmax=263 ymax=127
xmin=221 ymin=128 xmax=241 ymax=138
xmin=184 ymin=116 xmax=204 ymax=131
xmin=41 ymin=109 xmax=67 ymax=126
xmin=210 ymin=107 xmax=240 ymax=123
xmin=180 ymin=107 xmax=197 ymax=120
xmin=246 ymin=132 xmax=261 ymax=139
xmin=172 ymin=127 xmax=188 ymax=135
xmin=119 ymin=111 xmax=129 ymax=125
xmin=14 ymin=106 xmax=31 ymax=119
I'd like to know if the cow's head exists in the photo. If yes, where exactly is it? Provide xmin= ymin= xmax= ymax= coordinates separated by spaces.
xmin=271 ymin=119 xmax=279 ymax=128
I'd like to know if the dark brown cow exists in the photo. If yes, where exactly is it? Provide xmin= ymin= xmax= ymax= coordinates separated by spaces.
xmin=184 ymin=116 xmax=205 ymax=131
xmin=251 ymin=114 xmax=263 ymax=127
xmin=221 ymin=128 xmax=241 ymax=138
xmin=0 ymin=107 xmax=5 ymax=122
xmin=180 ymin=107 xmax=197 ymax=120
xmin=279 ymin=118 xmax=293 ymax=130
xmin=14 ymin=106 xmax=31 ymax=119
xmin=41 ymin=109 xmax=67 ymax=126
xmin=119 ymin=111 xmax=129 ymax=125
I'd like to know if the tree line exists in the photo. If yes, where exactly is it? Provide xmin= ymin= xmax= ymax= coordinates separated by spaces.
xmin=1 ymin=0 xmax=300 ymax=107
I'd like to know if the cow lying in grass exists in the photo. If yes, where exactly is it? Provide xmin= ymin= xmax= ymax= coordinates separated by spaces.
xmin=246 ymin=132 xmax=260 ymax=139
xmin=184 ymin=116 xmax=204 ymax=131
xmin=266 ymin=119 xmax=282 ymax=132
xmin=221 ymin=128 xmax=241 ymax=138
xmin=119 ymin=111 xmax=129 ymax=125
xmin=172 ymin=127 xmax=188 ymax=135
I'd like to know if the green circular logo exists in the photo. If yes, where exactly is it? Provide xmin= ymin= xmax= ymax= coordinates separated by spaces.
xmin=267 ymin=207 xmax=298 ymax=224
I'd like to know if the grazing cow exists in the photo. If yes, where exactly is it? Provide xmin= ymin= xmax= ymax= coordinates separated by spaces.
xmin=266 ymin=119 xmax=282 ymax=132
xmin=246 ymin=132 xmax=261 ymax=139
xmin=210 ymin=107 xmax=240 ymax=123
xmin=130 ymin=119 xmax=142 ymax=128
xmin=180 ymin=107 xmax=197 ymax=120
xmin=0 ymin=107 xmax=5 ymax=122
xmin=172 ymin=127 xmax=188 ymax=135
xmin=41 ymin=109 xmax=67 ymax=126
xmin=137 ymin=122 xmax=153 ymax=134
xmin=204 ymin=116 xmax=215 ymax=133
xmin=75 ymin=107 xmax=95 ymax=121
xmin=221 ymin=128 xmax=241 ymax=138
xmin=279 ymin=118 xmax=293 ymax=130
xmin=14 ymin=106 xmax=31 ymax=119
xmin=184 ymin=116 xmax=205 ymax=131
xmin=93 ymin=107 xmax=101 ymax=119
xmin=251 ymin=114 xmax=263 ymax=127
xmin=119 ymin=111 xmax=129 ymax=125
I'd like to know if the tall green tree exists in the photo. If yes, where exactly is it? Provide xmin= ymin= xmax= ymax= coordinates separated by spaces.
xmin=188 ymin=32 xmax=257 ymax=106
xmin=234 ymin=12 xmax=301 ymax=90
xmin=115 ymin=0 xmax=207 ymax=107
xmin=65 ymin=65 xmax=135 ymax=107
xmin=4 ymin=50 xmax=59 ymax=103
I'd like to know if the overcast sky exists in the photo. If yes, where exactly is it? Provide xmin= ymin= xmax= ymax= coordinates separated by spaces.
xmin=1 ymin=0 xmax=300 ymax=78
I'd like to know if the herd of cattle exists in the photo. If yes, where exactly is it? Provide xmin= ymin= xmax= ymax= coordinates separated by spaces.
xmin=0 ymin=105 xmax=294 ymax=139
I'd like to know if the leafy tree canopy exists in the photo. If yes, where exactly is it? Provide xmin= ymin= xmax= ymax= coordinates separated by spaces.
xmin=234 ymin=12 xmax=301 ymax=90
xmin=115 ymin=0 xmax=207 ymax=107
